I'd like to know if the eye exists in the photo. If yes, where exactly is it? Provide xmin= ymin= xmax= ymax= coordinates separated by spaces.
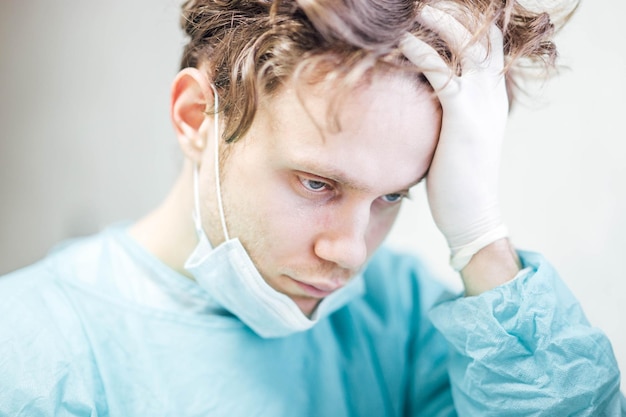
xmin=380 ymin=193 xmax=404 ymax=203
xmin=301 ymin=178 xmax=331 ymax=192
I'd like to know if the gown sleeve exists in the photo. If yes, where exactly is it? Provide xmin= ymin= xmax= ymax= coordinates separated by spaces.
xmin=428 ymin=250 xmax=625 ymax=416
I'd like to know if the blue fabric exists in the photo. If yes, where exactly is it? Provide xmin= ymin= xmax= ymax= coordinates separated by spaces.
xmin=0 ymin=225 xmax=623 ymax=416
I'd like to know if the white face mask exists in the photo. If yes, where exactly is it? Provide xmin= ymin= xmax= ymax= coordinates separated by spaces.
xmin=183 ymin=85 xmax=365 ymax=339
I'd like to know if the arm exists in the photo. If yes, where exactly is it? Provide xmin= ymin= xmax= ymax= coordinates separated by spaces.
xmin=461 ymin=238 xmax=520 ymax=296
xmin=401 ymin=5 xmax=520 ymax=296
xmin=400 ymin=5 xmax=624 ymax=415
xmin=430 ymin=251 xmax=625 ymax=416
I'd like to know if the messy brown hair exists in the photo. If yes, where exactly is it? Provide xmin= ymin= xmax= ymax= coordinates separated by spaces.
xmin=179 ymin=0 xmax=578 ymax=143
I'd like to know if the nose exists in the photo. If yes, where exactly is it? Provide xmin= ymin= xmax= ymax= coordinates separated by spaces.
xmin=313 ymin=204 xmax=369 ymax=271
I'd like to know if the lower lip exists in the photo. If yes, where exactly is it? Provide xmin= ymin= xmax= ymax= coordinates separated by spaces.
xmin=293 ymin=280 xmax=334 ymax=298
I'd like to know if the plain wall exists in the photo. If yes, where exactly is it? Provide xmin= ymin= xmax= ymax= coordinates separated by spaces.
xmin=1 ymin=1 xmax=625 ymax=388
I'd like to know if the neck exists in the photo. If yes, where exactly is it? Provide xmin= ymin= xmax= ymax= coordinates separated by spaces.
xmin=129 ymin=162 xmax=197 ymax=277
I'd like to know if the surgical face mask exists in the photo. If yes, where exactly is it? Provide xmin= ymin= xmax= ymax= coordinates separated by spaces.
xmin=183 ymin=85 xmax=365 ymax=339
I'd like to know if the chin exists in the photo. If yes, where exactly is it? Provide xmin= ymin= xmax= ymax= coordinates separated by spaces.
xmin=294 ymin=297 xmax=322 ymax=318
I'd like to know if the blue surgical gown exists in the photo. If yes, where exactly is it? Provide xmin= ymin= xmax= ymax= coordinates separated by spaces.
xmin=0 ymin=224 xmax=623 ymax=416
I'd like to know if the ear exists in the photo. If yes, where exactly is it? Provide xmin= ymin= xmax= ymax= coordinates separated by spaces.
xmin=170 ymin=67 xmax=217 ymax=164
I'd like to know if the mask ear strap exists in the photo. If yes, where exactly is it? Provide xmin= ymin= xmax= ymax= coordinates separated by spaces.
xmin=211 ymin=84 xmax=230 ymax=242
xmin=192 ymin=162 xmax=203 ymax=238
xmin=191 ymin=83 xmax=230 ymax=242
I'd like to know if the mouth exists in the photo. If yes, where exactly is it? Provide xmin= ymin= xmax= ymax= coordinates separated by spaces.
xmin=290 ymin=278 xmax=342 ymax=299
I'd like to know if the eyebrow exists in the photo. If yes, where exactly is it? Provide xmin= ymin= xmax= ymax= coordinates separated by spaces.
xmin=294 ymin=159 xmax=425 ymax=194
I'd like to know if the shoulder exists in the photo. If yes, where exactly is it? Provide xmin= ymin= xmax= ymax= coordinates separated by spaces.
xmin=0 ymin=257 xmax=81 ymax=330
xmin=0 ymin=238 xmax=109 ymax=415
xmin=0 ymin=228 xmax=119 ymax=322
xmin=0 ymin=227 xmax=126 ymax=353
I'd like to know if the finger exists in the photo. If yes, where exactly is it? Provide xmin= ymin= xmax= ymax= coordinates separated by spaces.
xmin=399 ymin=32 xmax=456 ymax=94
xmin=419 ymin=5 xmax=472 ymax=54
xmin=418 ymin=5 xmax=490 ymax=67
xmin=487 ymin=23 xmax=505 ymax=62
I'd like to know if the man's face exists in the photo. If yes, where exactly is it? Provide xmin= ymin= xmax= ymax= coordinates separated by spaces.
xmin=202 ymin=72 xmax=440 ymax=316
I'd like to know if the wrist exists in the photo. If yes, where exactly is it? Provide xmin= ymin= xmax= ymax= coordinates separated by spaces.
xmin=449 ymin=224 xmax=509 ymax=271
xmin=460 ymin=238 xmax=521 ymax=296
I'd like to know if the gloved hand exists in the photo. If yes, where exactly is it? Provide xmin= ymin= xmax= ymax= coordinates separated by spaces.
xmin=400 ymin=6 xmax=509 ymax=271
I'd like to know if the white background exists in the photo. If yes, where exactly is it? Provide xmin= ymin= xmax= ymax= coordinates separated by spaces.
xmin=1 ymin=1 xmax=625 ymax=388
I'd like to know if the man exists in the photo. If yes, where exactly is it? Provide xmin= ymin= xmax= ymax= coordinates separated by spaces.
xmin=0 ymin=0 xmax=623 ymax=415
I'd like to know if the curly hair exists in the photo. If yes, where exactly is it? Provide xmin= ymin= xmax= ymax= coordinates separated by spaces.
xmin=179 ymin=0 xmax=578 ymax=143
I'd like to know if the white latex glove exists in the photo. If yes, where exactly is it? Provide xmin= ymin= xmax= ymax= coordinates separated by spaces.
xmin=400 ymin=6 xmax=509 ymax=271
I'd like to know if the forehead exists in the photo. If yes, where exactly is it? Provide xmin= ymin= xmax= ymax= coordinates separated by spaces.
xmin=246 ymin=70 xmax=441 ymax=193
xmin=260 ymin=71 xmax=440 ymax=140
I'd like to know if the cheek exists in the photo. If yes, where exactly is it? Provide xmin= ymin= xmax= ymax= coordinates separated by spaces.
xmin=366 ymin=208 xmax=401 ymax=251
xmin=234 ymin=180 xmax=320 ymax=257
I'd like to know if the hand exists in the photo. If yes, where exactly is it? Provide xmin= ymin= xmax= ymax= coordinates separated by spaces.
xmin=400 ymin=6 xmax=510 ymax=271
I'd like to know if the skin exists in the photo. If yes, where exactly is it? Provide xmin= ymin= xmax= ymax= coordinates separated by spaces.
xmin=131 ymin=63 xmax=520 ymax=316
xmin=131 ymin=68 xmax=441 ymax=316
